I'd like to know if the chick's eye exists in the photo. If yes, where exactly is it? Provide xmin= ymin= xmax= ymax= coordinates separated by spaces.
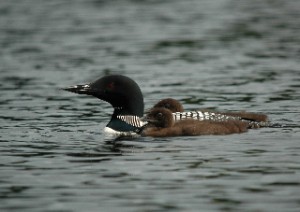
xmin=157 ymin=112 xmax=163 ymax=119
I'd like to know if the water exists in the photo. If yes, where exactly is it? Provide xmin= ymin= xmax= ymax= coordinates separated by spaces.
xmin=1 ymin=0 xmax=300 ymax=211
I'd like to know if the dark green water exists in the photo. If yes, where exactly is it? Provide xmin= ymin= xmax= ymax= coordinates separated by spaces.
xmin=1 ymin=0 xmax=300 ymax=211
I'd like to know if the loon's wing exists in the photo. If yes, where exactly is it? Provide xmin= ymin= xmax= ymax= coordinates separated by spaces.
xmin=171 ymin=111 xmax=274 ymax=128
xmin=172 ymin=111 xmax=240 ymax=122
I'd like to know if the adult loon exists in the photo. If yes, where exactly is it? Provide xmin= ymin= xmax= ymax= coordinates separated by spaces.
xmin=63 ymin=75 xmax=146 ymax=136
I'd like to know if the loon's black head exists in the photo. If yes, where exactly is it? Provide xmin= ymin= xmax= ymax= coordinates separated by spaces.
xmin=63 ymin=75 xmax=144 ymax=117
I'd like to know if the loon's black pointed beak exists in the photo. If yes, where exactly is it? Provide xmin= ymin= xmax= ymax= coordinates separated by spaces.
xmin=62 ymin=84 xmax=93 ymax=95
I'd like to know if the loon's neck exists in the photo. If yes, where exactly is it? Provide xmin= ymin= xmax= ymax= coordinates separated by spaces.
xmin=106 ymin=107 xmax=145 ymax=133
xmin=110 ymin=97 xmax=144 ymax=117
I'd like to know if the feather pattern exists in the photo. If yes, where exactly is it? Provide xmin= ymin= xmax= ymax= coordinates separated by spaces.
xmin=116 ymin=115 xmax=146 ymax=128
xmin=172 ymin=111 xmax=241 ymax=122
xmin=117 ymin=112 xmax=272 ymax=130
xmin=171 ymin=111 xmax=272 ymax=128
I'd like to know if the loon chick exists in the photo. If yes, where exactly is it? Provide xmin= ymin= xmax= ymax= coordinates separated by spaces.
xmin=153 ymin=98 xmax=184 ymax=113
xmin=152 ymin=98 xmax=269 ymax=127
xmin=142 ymin=108 xmax=248 ymax=137
xmin=63 ymin=75 xmax=146 ymax=136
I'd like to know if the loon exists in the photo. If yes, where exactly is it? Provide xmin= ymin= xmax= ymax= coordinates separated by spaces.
xmin=151 ymin=98 xmax=271 ymax=128
xmin=142 ymin=108 xmax=248 ymax=137
xmin=63 ymin=75 xmax=271 ymax=137
xmin=63 ymin=75 xmax=146 ymax=136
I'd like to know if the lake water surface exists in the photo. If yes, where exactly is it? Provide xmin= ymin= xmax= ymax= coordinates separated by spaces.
xmin=1 ymin=0 xmax=300 ymax=211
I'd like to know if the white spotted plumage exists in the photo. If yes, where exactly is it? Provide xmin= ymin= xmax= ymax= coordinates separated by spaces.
xmin=171 ymin=111 xmax=272 ymax=128
xmin=172 ymin=111 xmax=241 ymax=122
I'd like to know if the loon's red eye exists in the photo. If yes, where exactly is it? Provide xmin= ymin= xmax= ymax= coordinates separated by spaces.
xmin=106 ymin=82 xmax=115 ymax=90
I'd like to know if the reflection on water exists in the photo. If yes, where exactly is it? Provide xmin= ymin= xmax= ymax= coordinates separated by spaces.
xmin=1 ymin=0 xmax=300 ymax=211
